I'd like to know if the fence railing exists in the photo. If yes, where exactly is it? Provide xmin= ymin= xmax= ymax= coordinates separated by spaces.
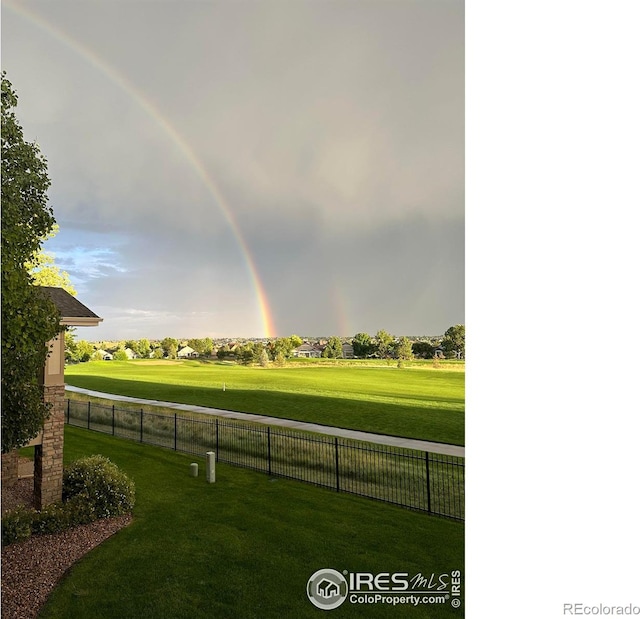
xmin=65 ymin=398 xmax=464 ymax=521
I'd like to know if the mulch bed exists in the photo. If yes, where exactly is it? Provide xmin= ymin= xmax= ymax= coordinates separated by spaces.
xmin=1 ymin=477 xmax=132 ymax=619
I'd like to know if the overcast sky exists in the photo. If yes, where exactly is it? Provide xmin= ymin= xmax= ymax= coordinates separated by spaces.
xmin=2 ymin=0 xmax=463 ymax=340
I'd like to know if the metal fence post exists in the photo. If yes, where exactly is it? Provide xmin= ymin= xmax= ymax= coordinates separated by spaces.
xmin=335 ymin=437 xmax=340 ymax=492
xmin=215 ymin=418 xmax=219 ymax=458
xmin=425 ymin=452 xmax=432 ymax=514
xmin=140 ymin=408 xmax=144 ymax=442
xmin=67 ymin=399 xmax=70 ymax=424
xmin=112 ymin=405 xmax=115 ymax=435
xmin=174 ymin=413 xmax=178 ymax=451
xmin=87 ymin=401 xmax=91 ymax=429
xmin=267 ymin=427 xmax=272 ymax=476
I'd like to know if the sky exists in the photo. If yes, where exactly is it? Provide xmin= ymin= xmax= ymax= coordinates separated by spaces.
xmin=2 ymin=0 xmax=463 ymax=341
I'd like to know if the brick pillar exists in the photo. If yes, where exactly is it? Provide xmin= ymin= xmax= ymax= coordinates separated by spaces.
xmin=1 ymin=450 xmax=19 ymax=488
xmin=34 ymin=385 xmax=66 ymax=509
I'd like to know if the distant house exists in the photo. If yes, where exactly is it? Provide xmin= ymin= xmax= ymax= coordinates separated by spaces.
xmin=341 ymin=343 xmax=354 ymax=359
xmin=177 ymin=346 xmax=199 ymax=358
xmin=124 ymin=347 xmax=137 ymax=360
xmin=94 ymin=349 xmax=113 ymax=361
xmin=293 ymin=343 xmax=322 ymax=358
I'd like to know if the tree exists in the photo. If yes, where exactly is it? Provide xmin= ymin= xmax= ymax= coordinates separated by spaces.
xmin=322 ymin=336 xmax=343 ymax=359
xmin=136 ymin=338 xmax=151 ymax=359
xmin=188 ymin=337 xmax=213 ymax=356
xmin=238 ymin=342 xmax=257 ymax=365
xmin=26 ymin=224 xmax=76 ymax=295
xmin=259 ymin=349 xmax=270 ymax=367
xmin=64 ymin=331 xmax=78 ymax=363
xmin=352 ymin=332 xmax=373 ymax=358
xmin=442 ymin=324 xmax=465 ymax=359
xmin=289 ymin=335 xmax=303 ymax=349
xmin=375 ymin=330 xmax=394 ymax=359
xmin=1 ymin=73 xmax=62 ymax=452
xmin=270 ymin=337 xmax=295 ymax=361
xmin=395 ymin=336 xmax=414 ymax=363
xmin=250 ymin=342 xmax=266 ymax=364
xmin=161 ymin=337 xmax=178 ymax=359
xmin=66 ymin=336 xmax=94 ymax=363
xmin=412 ymin=341 xmax=435 ymax=359
xmin=113 ymin=348 xmax=129 ymax=361
xmin=75 ymin=340 xmax=95 ymax=362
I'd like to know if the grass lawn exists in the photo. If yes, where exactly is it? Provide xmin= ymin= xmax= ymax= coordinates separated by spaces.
xmin=64 ymin=360 xmax=465 ymax=445
xmin=40 ymin=426 xmax=464 ymax=619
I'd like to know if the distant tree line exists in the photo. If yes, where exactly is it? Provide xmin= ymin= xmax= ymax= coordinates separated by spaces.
xmin=65 ymin=325 xmax=464 ymax=366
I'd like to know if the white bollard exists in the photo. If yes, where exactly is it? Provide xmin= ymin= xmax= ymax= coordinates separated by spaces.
xmin=206 ymin=451 xmax=216 ymax=483
xmin=190 ymin=463 xmax=198 ymax=477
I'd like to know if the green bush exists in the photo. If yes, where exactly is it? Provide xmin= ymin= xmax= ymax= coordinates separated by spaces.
xmin=1 ymin=505 xmax=34 ymax=546
xmin=63 ymin=455 xmax=135 ymax=518
xmin=2 ymin=455 xmax=135 ymax=547
xmin=30 ymin=502 xmax=71 ymax=536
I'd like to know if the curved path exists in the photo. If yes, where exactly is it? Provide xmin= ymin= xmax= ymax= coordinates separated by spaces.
xmin=65 ymin=385 xmax=465 ymax=458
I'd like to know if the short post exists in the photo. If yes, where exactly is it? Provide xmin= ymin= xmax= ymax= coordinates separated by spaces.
xmin=206 ymin=451 xmax=216 ymax=483
xmin=190 ymin=463 xmax=198 ymax=477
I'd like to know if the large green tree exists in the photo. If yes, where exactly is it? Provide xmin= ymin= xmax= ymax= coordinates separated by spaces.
xmin=442 ymin=324 xmax=465 ymax=359
xmin=161 ymin=337 xmax=178 ymax=359
xmin=322 ymin=336 xmax=343 ymax=359
xmin=352 ymin=332 xmax=373 ymax=358
xmin=375 ymin=329 xmax=394 ymax=359
xmin=2 ymin=73 xmax=61 ymax=452
xmin=412 ymin=340 xmax=435 ymax=359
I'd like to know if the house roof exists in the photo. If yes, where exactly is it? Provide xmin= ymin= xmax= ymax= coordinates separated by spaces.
xmin=39 ymin=286 xmax=103 ymax=327
xmin=295 ymin=343 xmax=320 ymax=351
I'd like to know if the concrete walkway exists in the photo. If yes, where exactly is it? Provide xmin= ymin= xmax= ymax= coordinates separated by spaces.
xmin=65 ymin=385 xmax=465 ymax=458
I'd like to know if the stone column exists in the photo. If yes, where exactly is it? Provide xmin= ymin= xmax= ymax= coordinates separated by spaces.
xmin=1 ymin=450 xmax=19 ymax=488
xmin=34 ymin=384 xmax=66 ymax=509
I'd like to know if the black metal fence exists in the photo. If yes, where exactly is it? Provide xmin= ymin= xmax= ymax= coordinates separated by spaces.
xmin=65 ymin=398 xmax=464 ymax=521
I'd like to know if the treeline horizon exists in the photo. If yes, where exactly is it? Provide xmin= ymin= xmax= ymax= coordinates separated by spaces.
xmin=66 ymin=326 xmax=465 ymax=364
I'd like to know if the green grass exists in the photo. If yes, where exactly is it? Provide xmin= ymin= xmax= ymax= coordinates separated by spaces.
xmin=64 ymin=360 xmax=465 ymax=445
xmin=41 ymin=426 xmax=464 ymax=619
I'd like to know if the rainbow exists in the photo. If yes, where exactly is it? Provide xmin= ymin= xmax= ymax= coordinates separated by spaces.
xmin=6 ymin=2 xmax=277 ymax=338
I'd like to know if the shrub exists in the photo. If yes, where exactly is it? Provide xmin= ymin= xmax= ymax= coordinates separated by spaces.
xmin=1 ymin=455 xmax=135 ymax=547
xmin=30 ymin=502 xmax=71 ymax=536
xmin=63 ymin=455 xmax=135 ymax=518
xmin=1 ymin=506 xmax=34 ymax=546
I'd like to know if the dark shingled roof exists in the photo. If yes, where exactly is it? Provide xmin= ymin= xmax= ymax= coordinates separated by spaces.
xmin=39 ymin=287 xmax=101 ymax=320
